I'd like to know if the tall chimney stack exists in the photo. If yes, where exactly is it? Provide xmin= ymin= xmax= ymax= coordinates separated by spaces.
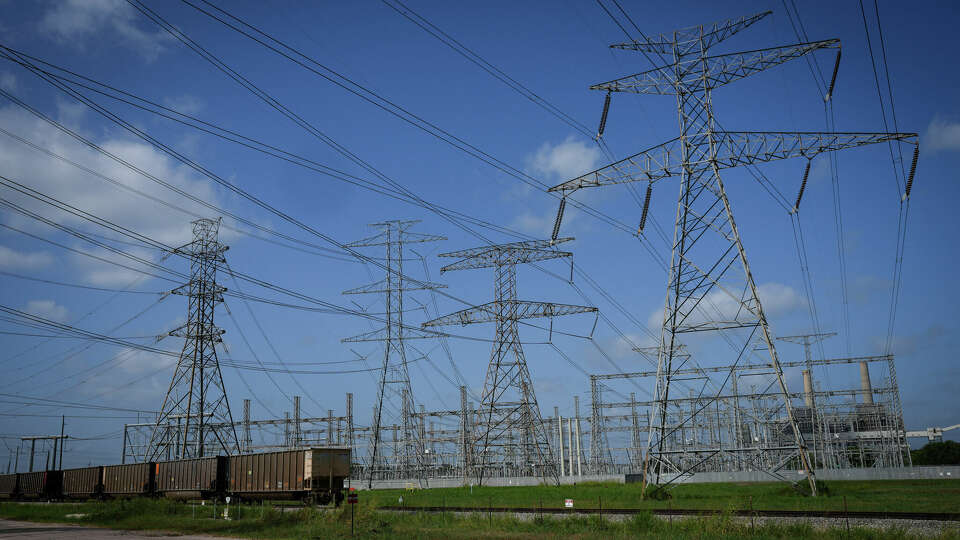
xmin=802 ymin=369 xmax=814 ymax=408
xmin=859 ymin=361 xmax=874 ymax=405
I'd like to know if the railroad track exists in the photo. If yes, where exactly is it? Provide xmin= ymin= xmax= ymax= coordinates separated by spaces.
xmin=381 ymin=505 xmax=960 ymax=522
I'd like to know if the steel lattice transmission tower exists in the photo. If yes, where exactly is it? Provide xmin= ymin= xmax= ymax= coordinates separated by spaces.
xmin=422 ymin=238 xmax=597 ymax=485
xmin=342 ymin=220 xmax=446 ymax=487
xmin=147 ymin=218 xmax=239 ymax=460
xmin=549 ymin=11 xmax=918 ymax=496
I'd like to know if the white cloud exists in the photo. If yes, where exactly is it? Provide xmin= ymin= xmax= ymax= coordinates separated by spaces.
xmin=757 ymin=282 xmax=806 ymax=316
xmin=0 ymin=245 xmax=54 ymax=269
xmin=0 ymin=71 xmax=16 ymax=92
xmin=511 ymin=211 xmax=554 ymax=237
xmin=162 ymin=95 xmax=205 ymax=116
xmin=0 ymin=104 xmax=232 ymax=286
xmin=39 ymin=0 xmax=172 ymax=61
xmin=528 ymin=136 xmax=601 ymax=181
xmin=25 ymin=299 xmax=68 ymax=322
xmin=647 ymin=282 xmax=805 ymax=329
xmin=925 ymin=116 xmax=960 ymax=152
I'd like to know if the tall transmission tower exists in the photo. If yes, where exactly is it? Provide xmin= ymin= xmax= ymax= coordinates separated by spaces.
xmin=342 ymin=220 xmax=446 ymax=487
xmin=422 ymin=238 xmax=597 ymax=485
xmin=549 ymin=11 xmax=918 ymax=496
xmin=147 ymin=218 xmax=239 ymax=460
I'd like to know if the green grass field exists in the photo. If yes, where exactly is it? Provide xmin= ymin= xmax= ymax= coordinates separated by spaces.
xmin=360 ymin=479 xmax=960 ymax=514
xmin=0 ymin=480 xmax=958 ymax=539
xmin=1 ymin=497 xmax=958 ymax=539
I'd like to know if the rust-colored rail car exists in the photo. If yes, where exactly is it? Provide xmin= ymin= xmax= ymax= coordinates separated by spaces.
xmin=0 ymin=474 xmax=17 ymax=499
xmin=155 ymin=457 xmax=226 ymax=499
xmin=62 ymin=466 xmax=103 ymax=499
xmin=102 ymin=463 xmax=154 ymax=497
xmin=228 ymin=448 xmax=350 ymax=505
xmin=17 ymin=471 xmax=62 ymax=499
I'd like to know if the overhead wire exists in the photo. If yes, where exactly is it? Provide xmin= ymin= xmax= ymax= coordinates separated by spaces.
xmin=1 ymin=2 xmax=688 ymax=422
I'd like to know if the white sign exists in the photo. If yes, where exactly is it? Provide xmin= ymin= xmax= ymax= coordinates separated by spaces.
xmin=564 ymin=499 xmax=574 ymax=508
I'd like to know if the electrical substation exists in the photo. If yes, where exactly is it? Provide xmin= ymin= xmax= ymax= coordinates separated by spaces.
xmin=1 ymin=1 xmax=955 ymax=514
xmin=114 ymin=10 xmax=937 ymax=493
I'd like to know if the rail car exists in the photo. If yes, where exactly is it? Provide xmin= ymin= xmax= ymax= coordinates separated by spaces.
xmin=62 ymin=466 xmax=103 ymax=499
xmin=228 ymin=448 xmax=349 ymax=505
xmin=0 ymin=447 xmax=349 ymax=505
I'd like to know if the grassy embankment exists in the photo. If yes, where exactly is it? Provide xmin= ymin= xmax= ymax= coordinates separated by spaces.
xmin=361 ymin=479 xmax=960 ymax=514
xmin=1 ymin=497 xmax=959 ymax=539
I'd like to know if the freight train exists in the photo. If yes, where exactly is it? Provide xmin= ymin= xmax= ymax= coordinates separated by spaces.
xmin=0 ymin=447 xmax=349 ymax=505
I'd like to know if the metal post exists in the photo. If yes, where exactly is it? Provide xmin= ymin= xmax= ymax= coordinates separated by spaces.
xmin=460 ymin=386 xmax=470 ymax=483
xmin=557 ymin=414 xmax=565 ymax=476
xmin=59 ymin=416 xmax=65 ymax=469
xmin=346 ymin=392 xmax=354 ymax=450
xmin=28 ymin=438 xmax=35 ymax=472
xmin=575 ymin=416 xmax=582 ymax=477
xmin=243 ymin=399 xmax=252 ymax=453
xmin=294 ymin=396 xmax=301 ymax=448
xmin=328 ymin=409 xmax=334 ymax=447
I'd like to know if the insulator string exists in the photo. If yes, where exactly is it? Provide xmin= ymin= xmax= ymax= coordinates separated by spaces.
xmin=824 ymin=48 xmax=842 ymax=102
xmin=551 ymin=196 xmax=567 ymax=242
xmin=793 ymin=160 xmax=811 ymax=212
xmin=638 ymin=183 xmax=652 ymax=233
xmin=902 ymin=144 xmax=918 ymax=200
xmin=596 ymin=91 xmax=611 ymax=139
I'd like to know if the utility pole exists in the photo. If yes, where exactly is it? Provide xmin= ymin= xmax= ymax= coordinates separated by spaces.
xmin=549 ymin=10 xmax=919 ymax=497
xmin=423 ymin=238 xmax=596 ymax=485
xmin=342 ymin=220 xmax=446 ymax=487
xmin=147 ymin=218 xmax=239 ymax=460
xmin=21 ymin=436 xmax=67 ymax=472
xmin=58 ymin=415 xmax=64 ymax=469
xmin=242 ymin=399 xmax=252 ymax=453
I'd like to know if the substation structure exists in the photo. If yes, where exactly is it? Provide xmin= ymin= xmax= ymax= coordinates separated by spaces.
xmin=589 ymin=349 xmax=911 ymax=476
xmin=123 ymin=347 xmax=910 ymax=480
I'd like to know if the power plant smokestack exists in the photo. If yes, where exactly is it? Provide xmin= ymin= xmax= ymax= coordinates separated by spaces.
xmin=802 ymin=369 xmax=814 ymax=408
xmin=859 ymin=361 xmax=874 ymax=405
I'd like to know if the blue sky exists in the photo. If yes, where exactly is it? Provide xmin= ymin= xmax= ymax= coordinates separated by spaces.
xmin=0 ymin=0 xmax=957 ymax=467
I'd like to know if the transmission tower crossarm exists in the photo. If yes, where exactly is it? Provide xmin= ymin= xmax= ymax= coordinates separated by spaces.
xmin=441 ymin=248 xmax=573 ymax=272
xmin=421 ymin=300 xmax=597 ymax=328
xmin=610 ymin=10 xmax=772 ymax=54
xmin=593 ymin=40 xmax=840 ymax=95
xmin=342 ymin=278 xmax=447 ymax=295
xmin=548 ymin=131 xmax=917 ymax=193
xmin=438 ymin=238 xmax=573 ymax=259
xmin=341 ymin=325 xmax=446 ymax=343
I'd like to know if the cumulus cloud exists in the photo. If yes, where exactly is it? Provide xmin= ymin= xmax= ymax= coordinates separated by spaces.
xmin=647 ymin=282 xmax=805 ymax=329
xmin=510 ymin=137 xmax=601 ymax=236
xmin=162 ymin=95 xmax=205 ymax=116
xmin=528 ymin=136 xmax=601 ymax=181
xmin=0 ymin=71 xmax=16 ymax=92
xmin=25 ymin=299 xmax=68 ymax=322
xmin=0 ymin=245 xmax=54 ymax=269
xmin=39 ymin=0 xmax=172 ymax=61
xmin=511 ymin=211 xmax=554 ymax=237
xmin=925 ymin=116 xmax=960 ymax=152
xmin=0 ymin=104 xmax=232 ymax=286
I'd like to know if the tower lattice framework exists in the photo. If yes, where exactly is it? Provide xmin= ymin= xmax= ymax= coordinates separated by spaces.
xmin=423 ymin=238 xmax=597 ymax=485
xmin=549 ymin=11 xmax=918 ymax=496
xmin=342 ymin=220 xmax=446 ymax=487
xmin=147 ymin=218 xmax=238 ymax=460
